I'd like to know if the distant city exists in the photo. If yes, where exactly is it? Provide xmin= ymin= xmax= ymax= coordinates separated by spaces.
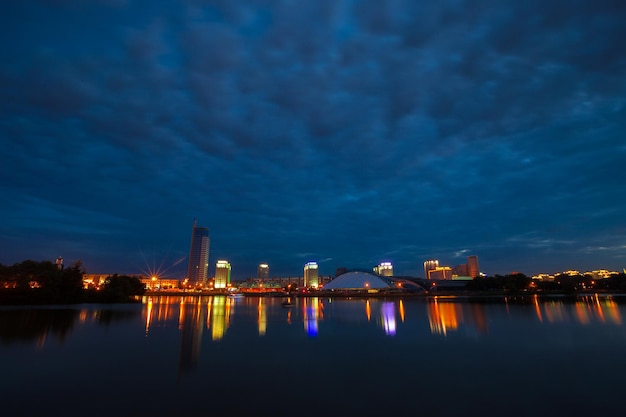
xmin=80 ymin=220 xmax=624 ymax=292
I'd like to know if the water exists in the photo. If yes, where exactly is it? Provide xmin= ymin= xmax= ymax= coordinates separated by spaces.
xmin=1 ymin=294 xmax=626 ymax=417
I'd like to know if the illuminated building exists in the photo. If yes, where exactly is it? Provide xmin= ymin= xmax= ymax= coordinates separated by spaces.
xmin=304 ymin=261 xmax=319 ymax=288
xmin=428 ymin=266 xmax=453 ymax=280
xmin=587 ymin=270 xmax=618 ymax=279
xmin=424 ymin=259 xmax=439 ymax=279
xmin=257 ymin=263 xmax=269 ymax=280
xmin=187 ymin=220 xmax=210 ymax=287
xmin=374 ymin=262 xmax=393 ymax=276
xmin=214 ymin=260 xmax=231 ymax=289
xmin=532 ymin=273 xmax=555 ymax=281
xmin=467 ymin=255 xmax=480 ymax=278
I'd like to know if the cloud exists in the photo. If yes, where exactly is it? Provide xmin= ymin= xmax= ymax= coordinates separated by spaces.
xmin=1 ymin=0 xmax=625 ymax=277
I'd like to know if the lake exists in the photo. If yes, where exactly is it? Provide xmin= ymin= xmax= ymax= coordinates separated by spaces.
xmin=1 ymin=294 xmax=626 ymax=417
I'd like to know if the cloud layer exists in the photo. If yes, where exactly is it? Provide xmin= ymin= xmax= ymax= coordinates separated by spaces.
xmin=2 ymin=0 xmax=625 ymax=277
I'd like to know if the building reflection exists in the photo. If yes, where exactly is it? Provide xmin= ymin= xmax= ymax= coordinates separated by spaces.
xmin=179 ymin=297 xmax=205 ymax=372
xmin=142 ymin=295 xmax=235 ymax=373
xmin=303 ymin=297 xmax=322 ymax=337
xmin=139 ymin=294 xmax=624 ymax=359
xmin=427 ymin=298 xmax=489 ymax=336
xmin=209 ymin=296 xmax=231 ymax=341
xmin=0 ymin=307 xmax=141 ymax=349
xmin=536 ymin=295 xmax=622 ymax=325
xmin=380 ymin=302 xmax=396 ymax=336
xmin=258 ymin=297 xmax=267 ymax=336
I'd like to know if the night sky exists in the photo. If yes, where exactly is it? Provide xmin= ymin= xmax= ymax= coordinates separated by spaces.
xmin=2 ymin=1 xmax=625 ymax=279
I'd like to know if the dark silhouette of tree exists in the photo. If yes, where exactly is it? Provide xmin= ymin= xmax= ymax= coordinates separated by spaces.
xmin=101 ymin=274 xmax=146 ymax=302
xmin=0 ymin=259 xmax=85 ymax=304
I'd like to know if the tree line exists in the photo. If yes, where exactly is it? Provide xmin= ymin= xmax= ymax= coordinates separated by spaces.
xmin=466 ymin=272 xmax=626 ymax=293
xmin=0 ymin=259 xmax=145 ymax=304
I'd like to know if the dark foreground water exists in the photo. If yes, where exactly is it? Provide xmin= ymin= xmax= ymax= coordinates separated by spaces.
xmin=1 ymin=294 xmax=626 ymax=417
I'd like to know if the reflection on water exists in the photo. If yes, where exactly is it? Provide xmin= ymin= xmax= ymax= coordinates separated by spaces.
xmin=179 ymin=298 xmax=205 ymax=372
xmin=537 ymin=294 xmax=621 ymax=325
xmin=428 ymin=298 xmax=489 ymax=336
xmin=144 ymin=295 xmax=237 ymax=372
xmin=0 ymin=306 xmax=140 ymax=348
xmin=303 ymin=297 xmax=321 ymax=337
xmin=0 ymin=308 xmax=79 ymax=348
xmin=381 ymin=302 xmax=396 ymax=335
xmin=3 ymin=294 xmax=626 ymax=417
xmin=257 ymin=297 xmax=266 ymax=336
xmin=141 ymin=295 xmax=625 ymax=347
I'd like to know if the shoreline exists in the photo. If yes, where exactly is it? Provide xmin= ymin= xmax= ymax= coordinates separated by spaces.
xmin=4 ymin=290 xmax=626 ymax=306
xmin=142 ymin=289 xmax=626 ymax=299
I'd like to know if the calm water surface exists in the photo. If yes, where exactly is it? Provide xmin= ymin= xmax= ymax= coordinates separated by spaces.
xmin=1 ymin=294 xmax=626 ymax=417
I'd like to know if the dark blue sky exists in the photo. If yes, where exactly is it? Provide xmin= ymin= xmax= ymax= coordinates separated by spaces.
xmin=1 ymin=0 xmax=625 ymax=279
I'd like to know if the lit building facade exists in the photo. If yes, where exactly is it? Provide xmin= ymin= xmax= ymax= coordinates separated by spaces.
xmin=304 ymin=262 xmax=319 ymax=288
xmin=374 ymin=262 xmax=393 ymax=276
xmin=257 ymin=263 xmax=269 ymax=279
xmin=428 ymin=266 xmax=453 ymax=280
xmin=424 ymin=259 xmax=439 ymax=279
xmin=467 ymin=255 xmax=480 ymax=278
xmin=187 ymin=220 xmax=210 ymax=286
xmin=214 ymin=260 xmax=231 ymax=289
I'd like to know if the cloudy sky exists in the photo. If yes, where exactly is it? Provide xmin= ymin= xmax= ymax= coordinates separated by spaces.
xmin=1 ymin=0 xmax=625 ymax=279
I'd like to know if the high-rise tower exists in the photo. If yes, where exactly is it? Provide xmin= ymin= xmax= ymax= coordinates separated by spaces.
xmin=304 ymin=261 xmax=319 ymax=288
xmin=467 ymin=255 xmax=480 ymax=278
xmin=187 ymin=220 xmax=210 ymax=287
xmin=257 ymin=263 xmax=269 ymax=280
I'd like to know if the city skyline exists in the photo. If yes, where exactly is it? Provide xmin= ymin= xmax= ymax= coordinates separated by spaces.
xmin=1 ymin=1 xmax=625 ymax=278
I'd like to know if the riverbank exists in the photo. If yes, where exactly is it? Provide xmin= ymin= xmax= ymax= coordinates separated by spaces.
xmin=142 ymin=289 xmax=626 ymax=300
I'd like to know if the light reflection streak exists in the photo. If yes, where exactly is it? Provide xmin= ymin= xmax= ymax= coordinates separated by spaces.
xmin=428 ymin=298 xmax=459 ymax=336
xmin=533 ymin=296 xmax=622 ymax=325
xmin=427 ymin=298 xmax=488 ymax=336
xmin=211 ymin=296 xmax=227 ymax=341
xmin=534 ymin=295 xmax=543 ymax=322
xmin=574 ymin=303 xmax=591 ymax=325
xmin=258 ymin=297 xmax=267 ymax=336
xmin=593 ymin=294 xmax=605 ymax=323
xmin=145 ymin=297 xmax=153 ymax=334
xmin=303 ymin=297 xmax=320 ymax=337
xmin=381 ymin=302 xmax=396 ymax=336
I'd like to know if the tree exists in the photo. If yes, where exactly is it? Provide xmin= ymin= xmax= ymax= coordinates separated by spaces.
xmin=101 ymin=274 xmax=145 ymax=301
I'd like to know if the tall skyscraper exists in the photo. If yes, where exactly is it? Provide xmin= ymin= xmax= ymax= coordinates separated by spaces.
xmin=374 ymin=262 xmax=393 ymax=276
xmin=467 ymin=255 xmax=480 ymax=278
xmin=187 ymin=220 xmax=210 ymax=287
xmin=304 ymin=261 xmax=319 ymax=288
xmin=257 ymin=263 xmax=269 ymax=280
xmin=214 ymin=260 xmax=231 ymax=289
xmin=424 ymin=259 xmax=439 ymax=279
